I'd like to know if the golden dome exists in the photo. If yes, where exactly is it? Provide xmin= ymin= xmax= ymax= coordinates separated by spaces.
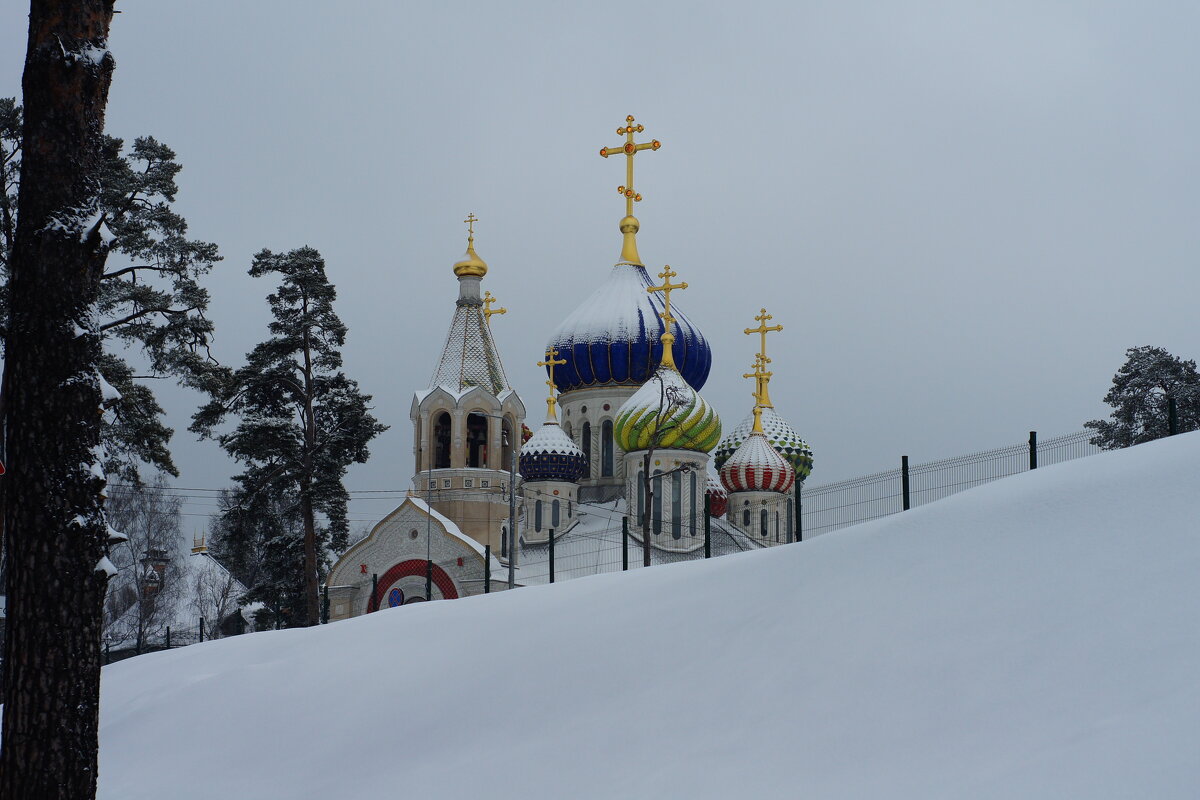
xmin=453 ymin=212 xmax=488 ymax=277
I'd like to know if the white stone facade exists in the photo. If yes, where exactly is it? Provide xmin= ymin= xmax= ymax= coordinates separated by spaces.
xmin=726 ymin=488 xmax=798 ymax=546
xmin=622 ymin=448 xmax=711 ymax=554
xmin=557 ymin=385 xmax=638 ymax=500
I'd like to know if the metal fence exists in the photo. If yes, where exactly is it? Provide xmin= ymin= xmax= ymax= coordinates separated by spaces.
xmin=799 ymin=430 xmax=1101 ymax=539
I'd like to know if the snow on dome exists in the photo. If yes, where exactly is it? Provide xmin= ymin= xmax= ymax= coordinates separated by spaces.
xmin=613 ymin=367 xmax=721 ymax=453
xmin=714 ymin=406 xmax=813 ymax=481
xmin=546 ymin=263 xmax=711 ymax=393
xmin=706 ymin=473 xmax=728 ymax=517
xmin=719 ymin=431 xmax=796 ymax=494
xmin=520 ymin=422 xmax=587 ymax=483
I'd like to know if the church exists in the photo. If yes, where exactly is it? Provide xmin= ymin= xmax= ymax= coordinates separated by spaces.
xmin=326 ymin=116 xmax=815 ymax=620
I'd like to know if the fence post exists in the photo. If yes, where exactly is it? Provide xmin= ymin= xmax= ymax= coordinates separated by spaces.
xmin=371 ymin=573 xmax=378 ymax=612
xmin=622 ymin=516 xmax=629 ymax=571
xmin=1029 ymin=430 xmax=1038 ymax=470
xmin=1168 ymin=397 xmax=1179 ymax=435
xmin=321 ymin=584 xmax=329 ymax=623
xmin=901 ymin=455 xmax=910 ymax=511
xmin=165 ymin=626 xmax=170 ymax=650
xmin=199 ymin=617 xmax=205 ymax=643
xmin=797 ymin=484 xmax=803 ymax=542
xmin=704 ymin=493 xmax=712 ymax=558
xmin=484 ymin=544 xmax=491 ymax=593
xmin=548 ymin=528 xmax=555 ymax=583
xmin=426 ymin=558 xmax=433 ymax=601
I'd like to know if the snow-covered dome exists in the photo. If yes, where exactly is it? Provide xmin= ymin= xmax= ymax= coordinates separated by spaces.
xmin=519 ymin=422 xmax=587 ymax=483
xmin=706 ymin=473 xmax=728 ymax=517
xmin=714 ymin=406 xmax=813 ymax=482
xmin=719 ymin=432 xmax=796 ymax=494
xmin=613 ymin=367 xmax=721 ymax=453
xmin=546 ymin=264 xmax=712 ymax=393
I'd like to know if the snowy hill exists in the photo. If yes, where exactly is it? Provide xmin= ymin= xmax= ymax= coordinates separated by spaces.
xmin=96 ymin=433 xmax=1200 ymax=799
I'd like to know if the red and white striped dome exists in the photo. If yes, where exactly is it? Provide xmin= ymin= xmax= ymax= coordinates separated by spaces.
xmin=706 ymin=473 xmax=728 ymax=517
xmin=719 ymin=432 xmax=795 ymax=494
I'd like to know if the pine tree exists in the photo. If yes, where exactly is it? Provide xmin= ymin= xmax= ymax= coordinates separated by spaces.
xmin=0 ymin=98 xmax=222 ymax=482
xmin=1085 ymin=345 xmax=1200 ymax=449
xmin=193 ymin=247 xmax=385 ymax=627
xmin=0 ymin=2 xmax=117 ymax=796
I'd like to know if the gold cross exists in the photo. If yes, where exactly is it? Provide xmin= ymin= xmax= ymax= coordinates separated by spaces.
xmin=537 ymin=347 xmax=568 ymax=421
xmin=600 ymin=115 xmax=662 ymax=264
xmin=464 ymin=212 xmax=478 ymax=237
xmin=483 ymin=291 xmax=507 ymax=325
xmin=647 ymin=264 xmax=687 ymax=371
xmin=742 ymin=354 xmax=773 ymax=434
xmin=744 ymin=308 xmax=784 ymax=365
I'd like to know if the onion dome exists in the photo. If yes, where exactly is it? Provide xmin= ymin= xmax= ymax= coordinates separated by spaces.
xmin=519 ymin=422 xmax=587 ymax=482
xmin=452 ymin=214 xmax=487 ymax=278
xmin=546 ymin=263 xmax=712 ymax=393
xmin=706 ymin=473 xmax=728 ymax=517
xmin=613 ymin=366 xmax=721 ymax=453
xmin=719 ymin=432 xmax=796 ymax=494
xmin=714 ymin=406 xmax=814 ymax=481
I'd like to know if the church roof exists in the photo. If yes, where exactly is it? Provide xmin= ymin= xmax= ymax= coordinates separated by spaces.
xmin=429 ymin=292 xmax=510 ymax=395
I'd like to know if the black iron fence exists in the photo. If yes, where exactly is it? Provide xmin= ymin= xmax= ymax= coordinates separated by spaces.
xmin=799 ymin=430 xmax=1100 ymax=539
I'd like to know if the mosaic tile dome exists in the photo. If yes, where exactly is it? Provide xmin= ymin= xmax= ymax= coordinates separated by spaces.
xmin=714 ymin=406 xmax=813 ymax=481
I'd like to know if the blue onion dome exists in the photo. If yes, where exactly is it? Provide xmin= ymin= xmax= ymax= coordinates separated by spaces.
xmin=546 ymin=264 xmax=712 ymax=393
xmin=519 ymin=422 xmax=587 ymax=482
xmin=613 ymin=366 xmax=721 ymax=453
xmin=714 ymin=406 xmax=813 ymax=481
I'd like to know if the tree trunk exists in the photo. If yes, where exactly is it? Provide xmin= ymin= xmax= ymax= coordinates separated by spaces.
xmin=642 ymin=451 xmax=652 ymax=567
xmin=300 ymin=299 xmax=319 ymax=626
xmin=1 ymin=3 xmax=116 ymax=799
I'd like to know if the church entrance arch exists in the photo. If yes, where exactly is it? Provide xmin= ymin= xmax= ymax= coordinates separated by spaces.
xmin=367 ymin=559 xmax=459 ymax=611
xmin=466 ymin=413 xmax=488 ymax=467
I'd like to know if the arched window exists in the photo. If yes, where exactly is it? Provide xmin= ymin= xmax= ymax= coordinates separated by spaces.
xmin=652 ymin=470 xmax=663 ymax=535
xmin=535 ymin=500 xmax=543 ymax=532
xmin=414 ymin=416 xmax=422 ymax=474
xmin=501 ymin=526 xmax=509 ymax=558
xmin=742 ymin=504 xmax=750 ymax=528
xmin=581 ymin=422 xmax=592 ymax=477
xmin=671 ymin=472 xmax=682 ymax=539
xmin=567 ymin=498 xmax=572 ymax=518
xmin=787 ymin=500 xmax=794 ymax=544
xmin=601 ymin=420 xmax=614 ymax=477
xmin=466 ymin=413 xmax=488 ymax=468
xmin=760 ymin=509 xmax=769 ymax=538
xmin=776 ymin=512 xmax=781 ymax=542
xmin=689 ymin=472 xmax=698 ymax=537
xmin=501 ymin=418 xmax=514 ymax=471
xmin=433 ymin=412 xmax=452 ymax=469
xmin=552 ymin=499 xmax=561 ymax=528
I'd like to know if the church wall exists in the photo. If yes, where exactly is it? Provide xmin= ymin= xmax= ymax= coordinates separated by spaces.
xmin=521 ymin=480 xmax=580 ymax=543
xmin=726 ymin=489 xmax=796 ymax=546
xmin=558 ymin=385 xmax=638 ymax=499
xmin=622 ymin=448 xmax=710 ymax=554
xmin=326 ymin=501 xmax=499 ymax=621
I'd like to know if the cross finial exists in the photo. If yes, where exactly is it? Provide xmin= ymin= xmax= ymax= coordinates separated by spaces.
xmin=742 ymin=354 xmax=773 ymax=434
xmin=646 ymin=264 xmax=688 ymax=371
xmin=465 ymin=212 xmax=478 ymax=238
xmin=599 ymin=115 xmax=662 ymax=265
xmin=537 ymin=347 xmax=568 ymax=421
xmin=744 ymin=307 xmax=783 ymax=409
xmin=483 ymin=291 xmax=507 ymax=325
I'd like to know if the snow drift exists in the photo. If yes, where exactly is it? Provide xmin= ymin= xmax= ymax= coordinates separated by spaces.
xmin=95 ymin=432 xmax=1200 ymax=798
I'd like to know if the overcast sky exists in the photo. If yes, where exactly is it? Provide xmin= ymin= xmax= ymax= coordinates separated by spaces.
xmin=3 ymin=1 xmax=1198 ymax=531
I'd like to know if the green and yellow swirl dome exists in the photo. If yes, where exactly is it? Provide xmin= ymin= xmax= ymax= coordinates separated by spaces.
xmin=613 ymin=366 xmax=721 ymax=453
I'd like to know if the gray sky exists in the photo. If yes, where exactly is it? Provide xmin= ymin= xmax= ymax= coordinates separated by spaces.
xmin=3 ymin=1 xmax=1198 ymax=530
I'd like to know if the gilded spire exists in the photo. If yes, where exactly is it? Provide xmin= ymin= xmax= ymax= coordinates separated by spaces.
xmin=453 ymin=212 xmax=488 ymax=278
xmin=744 ymin=307 xmax=783 ymax=409
xmin=742 ymin=354 xmax=772 ymax=434
xmin=537 ymin=347 xmax=568 ymax=421
xmin=647 ymin=264 xmax=687 ymax=371
xmin=483 ymin=291 xmax=507 ymax=325
xmin=599 ymin=115 xmax=662 ymax=265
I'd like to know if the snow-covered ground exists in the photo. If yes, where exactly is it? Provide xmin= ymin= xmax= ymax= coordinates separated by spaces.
xmin=94 ymin=433 xmax=1200 ymax=798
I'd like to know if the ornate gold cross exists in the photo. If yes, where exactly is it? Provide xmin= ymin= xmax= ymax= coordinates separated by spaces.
xmin=464 ymin=212 xmax=478 ymax=237
xmin=483 ymin=291 xmax=507 ymax=325
xmin=600 ymin=115 xmax=661 ymax=264
xmin=537 ymin=347 xmax=568 ymax=421
xmin=745 ymin=308 xmax=784 ymax=365
xmin=743 ymin=354 xmax=774 ymax=433
xmin=647 ymin=264 xmax=687 ymax=370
